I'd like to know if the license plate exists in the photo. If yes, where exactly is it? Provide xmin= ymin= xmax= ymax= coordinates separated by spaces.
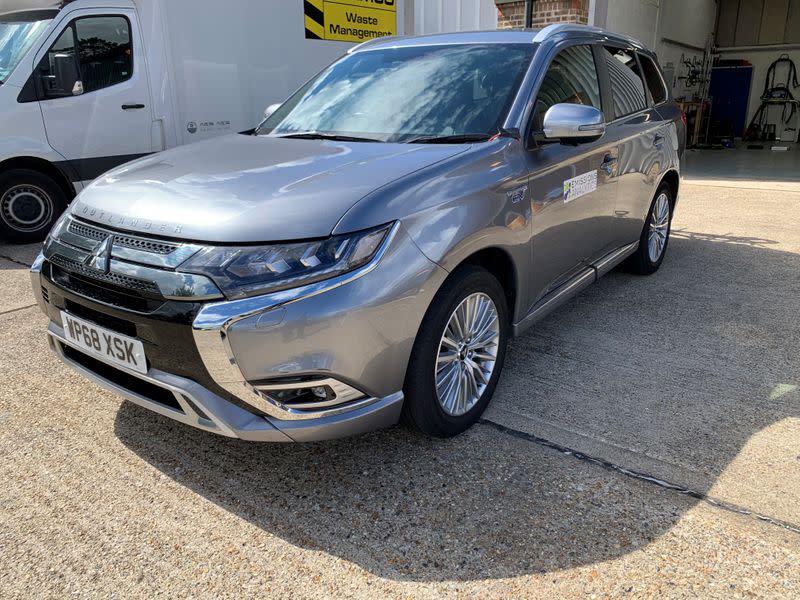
xmin=60 ymin=311 xmax=147 ymax=374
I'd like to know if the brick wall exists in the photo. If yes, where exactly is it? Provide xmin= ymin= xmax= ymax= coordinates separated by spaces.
xmin=496 ymin=0 xmax=589 ymax=29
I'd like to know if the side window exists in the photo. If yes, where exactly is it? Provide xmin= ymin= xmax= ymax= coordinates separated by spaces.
xmin=638 ymin=53 xmax=667 ymax=104
xmin=38 ymin=16 xmax=132 ymax=99
xmin=74 ymin=17 xmax=132 ymax=93
xmin=531 ymin=44 xmax=602 ymax=131
xmin=603 ymin=46 xmax=647 ymax=119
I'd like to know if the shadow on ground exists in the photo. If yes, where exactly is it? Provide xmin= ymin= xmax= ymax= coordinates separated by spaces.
xmin=107 ymin=232 xmax=798 ymax=581
xmin=491 ymin=229 xmax=800 ymax=493
xmin=0 ymin=242 xmax=42 ymax=268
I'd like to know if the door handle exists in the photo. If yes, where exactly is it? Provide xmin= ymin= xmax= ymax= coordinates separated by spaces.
xmin=121 ymin=103 xmax=145 ymax=110
xmin=600 ymin=154 xmax=617 ymax=176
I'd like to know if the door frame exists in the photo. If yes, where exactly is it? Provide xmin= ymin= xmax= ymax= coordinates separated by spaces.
xmin=29 ymin=5 xmax=155 ymax=182
xmin=519 ymin=37 xmax=621 ymax=308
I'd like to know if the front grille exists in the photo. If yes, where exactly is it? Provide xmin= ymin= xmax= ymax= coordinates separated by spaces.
xmin=41 ymin=286 xmax=50 ymax=304
xmin=113 ymin=235 xmax=178 ymax=255
xmin=68 ymin=220 xmax=107 ymax=242
xmin=48 ymin=261 xmax=162 ymax=313
xmin=48 ymin=254 xmax=161 ymax=296
xmin=68 ymin=220 xmax=180 ymax=255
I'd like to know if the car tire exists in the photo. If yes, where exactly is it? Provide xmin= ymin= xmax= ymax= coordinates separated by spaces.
xmin=0 ymin=169 xmax=68 ymax=244
xmin=402 ymin=265 xmax=510 ymax=437
xmin=626 ymin=183 xmax=673 ymax=275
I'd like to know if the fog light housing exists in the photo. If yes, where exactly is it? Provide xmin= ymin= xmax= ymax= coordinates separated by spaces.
xmin=269 ymin=386 xmax=334 ymax=405
xmin=252 ymin=378 xmax=365 ymax=412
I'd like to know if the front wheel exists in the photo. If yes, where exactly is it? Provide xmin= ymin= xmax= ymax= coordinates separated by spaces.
xmin=626 ymin=183 xmax=673 ymax=275
xmin=403 ymin=265 xmax=510 ymax=437
xmin=0 ymin=169 xmax=67 ymax=243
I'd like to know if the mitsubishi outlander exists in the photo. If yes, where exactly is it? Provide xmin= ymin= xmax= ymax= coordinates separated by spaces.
xmin=31 ymin=25 xmax=684 ymax=441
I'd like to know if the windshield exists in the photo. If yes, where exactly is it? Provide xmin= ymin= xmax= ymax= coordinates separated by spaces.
xmin=0 ymin=15 xmax=52 ymax=84
xmin=259 ymin=43 xmax=536 ymax=143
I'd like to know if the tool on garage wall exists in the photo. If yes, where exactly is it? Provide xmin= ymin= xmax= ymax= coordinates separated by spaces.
xmin=743 ymin=54 xmax=800 ymax=144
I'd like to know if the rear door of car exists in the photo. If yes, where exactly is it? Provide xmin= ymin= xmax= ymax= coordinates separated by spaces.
xmin=524 ymin=41 xmax=620 ymax=305
xmin=600 ymin=45 xmax=671 ymax=246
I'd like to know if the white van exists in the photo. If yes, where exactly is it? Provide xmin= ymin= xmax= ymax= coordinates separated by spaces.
xmin=0 ymin=0 xmax=364 ymax=242
xmin=0 ymin=0 xmax=497 ymax=242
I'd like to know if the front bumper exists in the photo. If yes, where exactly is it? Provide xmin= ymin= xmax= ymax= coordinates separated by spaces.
xmin=47 ymin=320 xmax=404 ymax=441
xmin=32 ymin=224 xmax=447 ymax=441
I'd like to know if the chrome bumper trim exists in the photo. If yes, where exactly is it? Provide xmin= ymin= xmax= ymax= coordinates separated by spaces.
xmin=48 ymin=322 xmax=291 ymax=441
xmin=254 ymin=378 xmax=365 ymax=409
xmin=47 ymin=322 xmax=403 ymax=441
xmin=30 ymin=252 xmax=46 ymax=313
xmin=191 ymin=223 xmax=400 ymax=421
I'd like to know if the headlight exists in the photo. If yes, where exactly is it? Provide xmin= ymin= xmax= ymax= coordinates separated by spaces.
xmin=48 ymin=210 xmax=71 ymax=240
xmin=179 ymin=223 xmax=394 ymax=299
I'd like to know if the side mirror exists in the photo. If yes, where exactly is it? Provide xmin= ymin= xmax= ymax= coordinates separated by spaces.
xmin=43 ymin=53 xmax=82 ymax=98
xmin=264 ymin=103 xmax=281 ymax=120
xmin=542 ymin=103 xmax=605 ymax=142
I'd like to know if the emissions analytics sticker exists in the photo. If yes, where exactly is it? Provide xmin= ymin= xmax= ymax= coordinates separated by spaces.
xmin=563 ymin=170 xmax=598 ymax=203
xmin=304 ymin=0 xmax=397 ymax=42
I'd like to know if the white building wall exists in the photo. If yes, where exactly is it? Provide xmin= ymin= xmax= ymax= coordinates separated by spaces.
xmin=604 ymin=0 xmax=660 ymax=49
xmin=592 ymin=0 xmax=717 ymax=99
xmin=412 ymin=0 xmax=497 ymax=35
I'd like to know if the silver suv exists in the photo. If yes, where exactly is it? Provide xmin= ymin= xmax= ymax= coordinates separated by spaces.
xmin=31 ymin=25 xmax=684 ymax=442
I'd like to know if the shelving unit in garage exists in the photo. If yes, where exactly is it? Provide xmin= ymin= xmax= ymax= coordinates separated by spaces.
xmin=678 ymin=99 xmax=713 ymax=147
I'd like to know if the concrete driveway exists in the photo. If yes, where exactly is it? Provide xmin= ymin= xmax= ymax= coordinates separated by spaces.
xmin=1 ymin=180 xmax=798 ymax=598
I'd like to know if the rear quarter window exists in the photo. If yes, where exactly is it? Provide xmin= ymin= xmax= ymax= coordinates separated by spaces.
xmin=603 ymin=46 xmax=647 ymax=119
xmin=638 ymin=53 xmax=668 ymax=104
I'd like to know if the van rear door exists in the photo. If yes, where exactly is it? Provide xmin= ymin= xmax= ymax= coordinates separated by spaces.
xmin=34 ymin=7 xmax=153 ymax=184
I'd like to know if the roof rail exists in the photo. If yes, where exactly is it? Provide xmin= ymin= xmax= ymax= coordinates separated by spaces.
xmin=532 ymin=23 xmax=649 ymax=49
xmin=532 ymin=23 xmax=608 ymax=43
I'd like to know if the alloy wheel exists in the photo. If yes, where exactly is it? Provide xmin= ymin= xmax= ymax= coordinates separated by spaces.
xmin=648 ymin=192 xmax=670 ymax=262
xmin=435 ymin=292 xmax=500 ymax=416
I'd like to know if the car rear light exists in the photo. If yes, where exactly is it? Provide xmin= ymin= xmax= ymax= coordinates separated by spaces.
xmin=681 ymin=111 xmax=687 ymax=128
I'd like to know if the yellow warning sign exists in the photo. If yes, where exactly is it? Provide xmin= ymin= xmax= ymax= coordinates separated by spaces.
xmin=304 ymin=0 xmax=397 ymax=42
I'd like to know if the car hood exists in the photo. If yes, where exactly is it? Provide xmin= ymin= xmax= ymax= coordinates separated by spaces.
xmin=71 ymin=134 xmax=468 ymax=243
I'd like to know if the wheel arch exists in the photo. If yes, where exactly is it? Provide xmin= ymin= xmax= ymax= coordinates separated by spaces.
xmin=0 ymin=156 xmax=76 ymax=202
xmin=455 ymin=246 xmax=519 ymax=325
xmin=659 ymin=169 xmax=680 ymax=210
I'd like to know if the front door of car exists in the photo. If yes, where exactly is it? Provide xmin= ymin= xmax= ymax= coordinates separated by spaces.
xmin=524 ymin=43 xmax=619 ymax=305
xmin=34 ymin=9 xmax=153 ymax=184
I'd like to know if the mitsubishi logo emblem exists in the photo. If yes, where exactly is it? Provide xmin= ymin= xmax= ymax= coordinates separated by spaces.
xmin=85 ymin=235 xmax=113 ymax=274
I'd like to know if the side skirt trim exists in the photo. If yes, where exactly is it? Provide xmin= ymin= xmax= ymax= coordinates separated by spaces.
xmin=513 ymin=241 xmax=639 ymax=337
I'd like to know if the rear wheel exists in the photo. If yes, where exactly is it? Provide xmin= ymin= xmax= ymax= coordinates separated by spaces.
xmin=0 ymin=169 xmax=67 ymax=243
xmin=403 ymin=265 xmax=509 ymax=437
xmin=626 ymin=183 xmax=673 ymax=275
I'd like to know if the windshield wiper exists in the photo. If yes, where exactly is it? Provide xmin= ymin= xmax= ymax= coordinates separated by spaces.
xmin=276 ymin=132 xmax=382 ymax=143
xmin=404 ymin=133 xmax=496 ymax=144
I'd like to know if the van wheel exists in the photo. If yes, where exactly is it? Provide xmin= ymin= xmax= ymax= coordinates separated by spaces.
xmin=626 ymin=183 xmax=673 ymax=275
xmin=0 ymin=169 xmax=67 ymax=243
xmin=403 ymin=265 xmax=509 ymax=437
